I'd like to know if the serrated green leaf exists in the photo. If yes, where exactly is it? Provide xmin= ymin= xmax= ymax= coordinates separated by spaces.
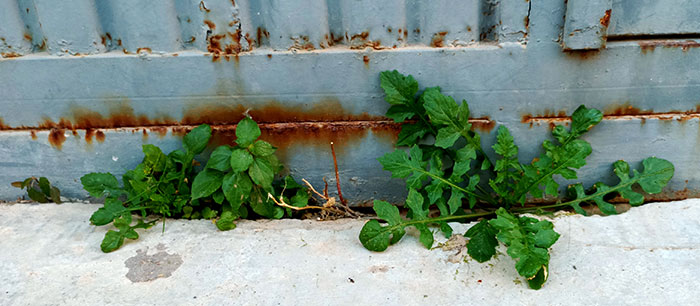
xmin=422 ymin=87 xmax=458 ymax=126
xmin=396 ymin=122 xmax=429 ymax=146
xmin=385 ymin=105 xmax=415 ymax=122
xmin=235 ymin=117 xmax=261 ymax=147
xmin=465 ymin=220 xmax=499 ymax=262
xmin=569 ymin=105 xmax=603 ymax=140
xmin=184 ymin=124 xmax=212 ymax=155
xmin=565 ymin=157 xmax=674 ymax=215
xmin=191 ymin=169 xmax=224 ymax=200
xmin=378 ymin=146 xmax=428 ymax=189
xmin=206 ymin=145 xmax=233 ymax=171
xmin=434 ymin=126 xmax=460 ymax=148
xmin=415 ymin=224 xmax=434 ymax=249
xmin=379 ymin=70 xmax=419 ymax=106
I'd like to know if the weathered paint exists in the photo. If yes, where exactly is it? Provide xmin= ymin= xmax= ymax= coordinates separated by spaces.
xmin=1 ymin=0 xmax=700 ymax=205
xmin=562 ymin=0 xmax=613 ymax=50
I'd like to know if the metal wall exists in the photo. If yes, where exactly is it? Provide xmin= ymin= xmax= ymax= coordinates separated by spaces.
xmin=1 ymin=0 xmax=700 ymax=204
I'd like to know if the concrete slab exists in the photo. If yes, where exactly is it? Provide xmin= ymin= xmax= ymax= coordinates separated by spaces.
xmin=1 ymin=200 xmax=699 ymax=306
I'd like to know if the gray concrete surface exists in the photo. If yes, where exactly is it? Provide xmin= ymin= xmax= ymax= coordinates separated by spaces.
xmin=1 ymin=200 xmax=699 ymax=306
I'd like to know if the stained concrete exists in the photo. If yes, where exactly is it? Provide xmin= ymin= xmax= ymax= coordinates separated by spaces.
xmin=1 ymin=200 xmax=699 ymax=306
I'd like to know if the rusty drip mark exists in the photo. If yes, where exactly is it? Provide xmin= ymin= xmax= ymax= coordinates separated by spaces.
xmin=136 ymin=47 xmax=152 ymax=54
xmin=23 ymin=33 xmax=31 ymax=41
xmin=95 ymin=130 xmax=105 ymax=143
xmin=199 ymin=1 xmax=210 ymax=12
xmin=85 ymin=129 xmax=95 ymax=144
xmin=48 ymin=129 xmax=66 ymax=150
xmin=1 ymin=52 xmax=21 ymax=58
xmin=30 ymin=130 xmax=37 ymax=140
xmin=204 ymin=20 xmax=216 ymax=30
xmin=470 ymin=118 xmax=496 ymax=132
xmin=431 ymin=31 xmax=448 ymax=47
xmin=599 ymin=9 xmax=612 ymax=28
xmin=362 ymin=55 xmax=370 ymax=68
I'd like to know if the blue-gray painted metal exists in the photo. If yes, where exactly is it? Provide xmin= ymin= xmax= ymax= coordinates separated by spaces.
xmin=562 ymin=0 xmax=612 ymax=50
xmin=608 ymin=0 xmax=700 ymax=36
xmin=1 ymin=0 xmax=700 ymax=204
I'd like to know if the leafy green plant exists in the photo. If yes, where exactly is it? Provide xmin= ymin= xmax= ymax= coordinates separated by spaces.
xmin=81 ymin=117 xmax=309 ymax=252
xmin=12 ymin=176 xmax=62 ymax=203
xmin=359 ymin=70 xmax=675 ymax=289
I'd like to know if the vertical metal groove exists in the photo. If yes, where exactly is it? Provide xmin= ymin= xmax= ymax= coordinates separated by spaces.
xmin=0 ymin=0 xmax=33 ymax=57
xmin=97 ymin=0 xmax=182 ymax=53
xmin=32 ymin=0 xmax=106 ymax=55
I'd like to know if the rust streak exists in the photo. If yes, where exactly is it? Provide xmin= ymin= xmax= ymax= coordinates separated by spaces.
xmin=599 ymin=9 xmax=611 ymax=27
xmin=431 ymin=31 xmax=448 ymax=48
xmin=48 ymin=129 xmax=66 ymax=150
xmin=638 ymin=40 xmax=700 ymax=52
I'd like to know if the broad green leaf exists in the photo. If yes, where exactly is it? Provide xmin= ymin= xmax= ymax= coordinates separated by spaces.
xmin=90 ymin=198 xmax=127 ymax=226
xmin=359 ymin=220 xmax=392 ymax=251
xmin=212 ymin=189 xmax=225 ymax=204
xmin=230 ymin=148 xmax=254 ymax=172
xmin=465 ymin=220 xmax=499 ymax=262
xmin=222 ymin=172 xmax=253 ymax=211
xmin=81 ymin=172 xmax=120 ymax=198
xmin=206 ymin=145 xmax=233 ymax=172
xmin=216 ymin=211 xmax=237 ymax=231
xmin=236 ymin=117 xmax=261 ymax=147
xmin=251 ymin=140 xmax=276 ymax=157
xmin=191 ymin=169 xmax=224 ymax=200
xmin=142 ymin=144 xmax=166 ymax=172
xmin=184 ymin=124 xmax=212 ymax=155
xmin=637 ymin=157 xmax=674 ymax=194
xmin=374 ymin=200 xmax=403 ymax=226
xmin=249 ymin=188 xmax=283 ymax=219
xmin=434 ymin=126 xmax=460 ymax=148
xmin=38 ymin=177 xmax=51 ymax=196
xmin=50 ymin=186 xmax=62 ymax=203
xmin=379 ymin=70 xmax=419 ymax=106
xmin=248 ymin=158 xmax=275 ymax=189
xmin=27 ymin=188 xmax=48 ymax=203
xmin=569 ymin=105 xmax=603 ymax=140
xmin=100 ymin=230 xmax=125 ymax=253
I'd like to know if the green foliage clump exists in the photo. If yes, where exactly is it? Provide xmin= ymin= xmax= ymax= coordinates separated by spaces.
xmin=81 ymin=118 xmax=309 ymax=252
xmin=12 ymin=176 xmax=62 ymax=203
xmin=359 ymin=70 xmax=675 ymax=289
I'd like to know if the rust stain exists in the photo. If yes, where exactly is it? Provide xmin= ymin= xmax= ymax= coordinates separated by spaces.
xmin=349 ymin=31 xmax=384 ymax=50
xmin=199 ymin=1 xmax=210 ymax=12
xmin=524 ymin=16 xmax=530 ymax=30
xmin=256 ymin=27 xmax=269 ymax=46
xmin=599 ymin=9 xmax=611 ymax=27
xmin=563 ymin=49 xmax=601 ymax=60
xmin=638 ymin=40 xmax=700 ymax=53
xmin=106 ymin=33 xmax=112 ymax=41
xmin=95 ymin=130 xmax=105 ymax=143
xmin=101 ymin=35 xmax=106 ymax=46
xmin=431 ymin=31 xmax=448 ymax=48
xmin=1 ymin=52 xmax=21 ymax=58
xmin=267 ymin=54 xmax=272 ymax=59
xmin=182 ymin=99 xmax=383 ymax=125
xmin=467 ymin=26 xmax=472 ymax=32
xmin=387 ymin=27 xmax=392 ymax=33
xmin=30 ymin=130 xmax=37 ymax=140
xmin=117 ymin=39 xmax=122 ymax=46
xmin=85 ymin=128 xmax=95 ymax=144
xmin=48 ymin=129 xmax=66 ymax=150
xmin=363 ymin=55 xmax=370 ymax=68
xmin=204 ymin=20 xmax=216 ymax=30
xmin=470 ymin=117 xmax=496 ymax=133
xmin=136 ymin=47 xmax=152 ymax=54
xmin=521 ymin=103 xmax=700 ymax=125
xmin=23 ymin=33 xmax=32 ymax=41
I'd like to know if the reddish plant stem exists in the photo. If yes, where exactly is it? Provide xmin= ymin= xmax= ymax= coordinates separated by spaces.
xmin=330 ymin=142 xmax=347 ymax=206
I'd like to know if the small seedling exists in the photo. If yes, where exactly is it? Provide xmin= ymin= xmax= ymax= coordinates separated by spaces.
xmin=11 ymin=176 xmax=62 ymax=203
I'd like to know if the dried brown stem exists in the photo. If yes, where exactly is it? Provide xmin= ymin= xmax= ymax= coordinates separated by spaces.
xmin=330 ymin=141 xmax=348 ymax=206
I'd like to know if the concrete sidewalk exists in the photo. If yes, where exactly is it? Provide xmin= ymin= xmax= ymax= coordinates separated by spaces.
xmin=1 ymin=200 xmax=699 ymax=306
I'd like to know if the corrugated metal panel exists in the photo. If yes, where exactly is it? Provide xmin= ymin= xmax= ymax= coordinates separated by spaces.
xmin=1 ymin=0 xmax=700 ymax=204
